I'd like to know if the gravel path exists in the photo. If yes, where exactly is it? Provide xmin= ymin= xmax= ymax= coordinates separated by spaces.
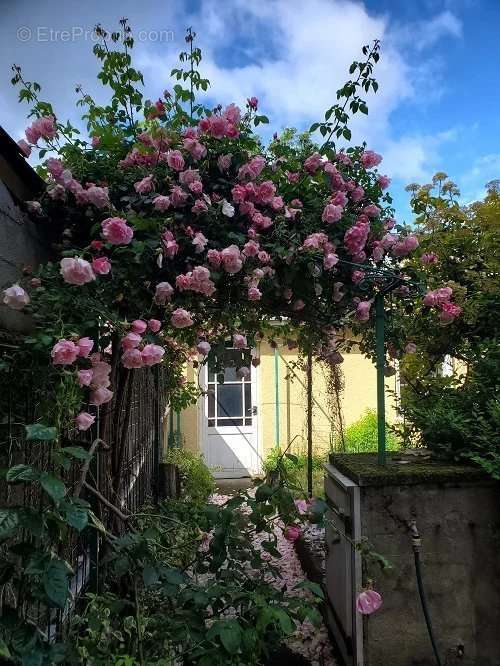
xmin=210 ymin=493 xmax=336 ymax=665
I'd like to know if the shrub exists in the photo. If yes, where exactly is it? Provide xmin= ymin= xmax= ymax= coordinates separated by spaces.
xmin=337 ymin=409 xmax=401 ymax=453
xmin=163 ymin=448 xmax=215 ymax=504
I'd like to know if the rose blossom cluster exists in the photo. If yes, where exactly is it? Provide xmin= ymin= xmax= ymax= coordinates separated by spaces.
xmin=25 ymin=115 xmax=57 ymax=145
xmin=120 ymin=322 xmax=165 ymax=370
xmin=198 ymin=103 xmax=241 ymax=139
xmin=423 ymin=287 xmax=462 ymax=323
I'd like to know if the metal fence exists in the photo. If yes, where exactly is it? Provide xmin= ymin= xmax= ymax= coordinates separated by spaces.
xmin=0 ymin=332 xmax=168 ymax=638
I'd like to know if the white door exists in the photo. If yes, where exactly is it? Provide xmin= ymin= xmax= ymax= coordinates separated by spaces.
xmin=201 ymin=348 xmax=260 ymax=478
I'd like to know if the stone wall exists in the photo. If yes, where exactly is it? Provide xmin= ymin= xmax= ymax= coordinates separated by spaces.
xmin=362 ymin=480 xmax=500 ymax=665
xmin=0 ymin=178 xmax=50 ymax=333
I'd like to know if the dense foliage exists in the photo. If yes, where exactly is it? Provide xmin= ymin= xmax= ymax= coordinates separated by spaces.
xmin=385 ymin=177 xmax=500 ymax=476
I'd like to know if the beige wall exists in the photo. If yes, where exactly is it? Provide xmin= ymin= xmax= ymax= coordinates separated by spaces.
xmin=169 ymin=335 xmax=399 ymax=465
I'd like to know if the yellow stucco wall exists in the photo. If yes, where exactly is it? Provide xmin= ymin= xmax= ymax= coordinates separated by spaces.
xmin=170 ymin=335 xmax=399 ymax=465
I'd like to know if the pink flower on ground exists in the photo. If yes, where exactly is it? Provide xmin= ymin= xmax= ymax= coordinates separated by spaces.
xmin=360 ymin=150 xmax=382 ymax=169
xmin=197 ymin=341 xmax=211 ymax=356
xmin=171 ymin=308 xmax=194 ymax=328
xmin=295 ymin=499 xmax=309 ymax=514
xmin=3 ymin=284 xmax=30 ymax=310
xmin=356 ymin=589 xmax=383 ymax=615
xmin=167 ymin=150 xmax=185 ymax=171
xmin=121 ymin=348 xmax=144 ymax=369
xmin=60 ymin=257 xmax=96 ymax=285
xmin=148 ymin=319 xmax=161 ymax=333
xmin=284 ymin=525 xmax=301 ymax=542
xmin=77 ymin=369 xmax=93 ymax=387
xmin=90 ymin=387 xmax=113 ymax=406
xmin=153 ymin=195 xmax=171 ymax=212
xmin=141 ymin=344 xmax=165 ymax=366
xmin=131 ymin=320 xmax=147 ymax=334
xmin=233 ymin=333 xmax=247 ymax=349
xmin=356 ymin=300 xmax=372 ymax=323
xmin=75 ymin=412 xmax=95 ymax=431
xmin=92 ymin=256 xmax=111 ymax=275
xmin=77 ymin=337 xmax=94 ymax=358
xmin=405 ymin=342 xmax=417 ymax=354
xmin=101 ymin=217 xmax=134 ymax=245
xmin=51 ymin=339 xmax=79 ymax=365
xmin=154 ymin=282 xmax=174 ymax=305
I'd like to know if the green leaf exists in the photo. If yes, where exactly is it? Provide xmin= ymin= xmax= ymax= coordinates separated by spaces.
xmin=0 ymin=637 xmax=11 ymax=660
xmin=273 ymin=608 xmax=294 ymax=635
xmin=255 ymin=483 xmax=274 ymax=502
xmin=43 ymin=559 xmax=71 ymax=609
xmin=143 ymin=564 xmax=159 ymax=587
xmin=88 ymin=511 xmax=106 ymax=534
xmin=40 ymin=473 xmax=66 ymax=502
xmin=62 ymin=500 xmax=89 ymax=532
xmin=22 ymin=648 xmax=43 ymax=666
xmin=6 ymin=465 xmax=39 ymax=483
xmin=218 ymin=620 xmax=242 ymax=653
xmin=25 ymin=424 xmax=57 ymax=441
xmin=285 ymin=453 xmax=299 ymax=464
xmin=60 ymin=446 xmax=92 ymax=461
xmin=294 ymin=580 xmax=325 ymax=599
xmin=343 ymin=127 xmax=352 ymax=141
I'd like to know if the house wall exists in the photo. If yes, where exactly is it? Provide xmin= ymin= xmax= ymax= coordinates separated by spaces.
xmin=175 ymin=337 xmax=399 ymax=466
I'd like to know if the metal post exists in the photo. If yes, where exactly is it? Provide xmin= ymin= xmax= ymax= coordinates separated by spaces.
xmin=274 ymin=347 xmax=280 ymax=447
xmin=375 ymin=293 xmax=386 ymax=466
xmin=176 ymin=410 xmax=181 ymax=447
xmin=168 ymin=407 xmax=174 ymax=449
xmin=306 ymin=349 xmax=313 ymax=497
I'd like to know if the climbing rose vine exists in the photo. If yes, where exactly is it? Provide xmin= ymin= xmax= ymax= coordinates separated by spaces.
xmin=3 ymin=24 xmax=460 ymax=429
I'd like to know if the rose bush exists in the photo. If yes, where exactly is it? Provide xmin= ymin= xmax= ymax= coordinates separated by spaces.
xmin=3 ymin=24 xmax=459 ymax=428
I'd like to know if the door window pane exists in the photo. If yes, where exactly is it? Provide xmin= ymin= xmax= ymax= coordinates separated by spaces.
xmin=217 ymin=384 xmax=243 ymax=418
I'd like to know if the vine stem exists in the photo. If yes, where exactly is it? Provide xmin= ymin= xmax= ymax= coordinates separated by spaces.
xmin=133 ymin=577 xmax=145 ymax=666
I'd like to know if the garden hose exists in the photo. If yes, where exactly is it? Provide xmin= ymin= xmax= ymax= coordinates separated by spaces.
xmin=409 ymin=520 xmax=443 ymax=666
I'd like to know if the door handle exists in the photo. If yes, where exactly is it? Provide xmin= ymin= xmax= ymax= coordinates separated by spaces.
xmin=251 ymin=406 xmax=258 ymax=415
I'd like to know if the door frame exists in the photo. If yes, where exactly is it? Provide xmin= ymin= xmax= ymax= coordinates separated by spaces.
xmin=197 ymin=348 xmax=262 ymax=477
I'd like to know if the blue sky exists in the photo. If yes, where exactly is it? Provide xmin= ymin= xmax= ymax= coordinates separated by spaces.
xmin=1 ymin=0 xmax=499 ymax=221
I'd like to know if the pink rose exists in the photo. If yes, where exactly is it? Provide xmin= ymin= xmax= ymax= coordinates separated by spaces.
xmin=405 ymin=342 xmax=417 ymax=354
xmin=170 ymin=186 xmax=188 ymax=208
xmin=207 ymin=249 xmax=222 ymax=267
xmin=233 ymin=333 xmax=247 ymax=349
xmin=92 ymin=256 xmax=111 ymax=275
xmin=121 ymin=332 xmax=142 ymax=349
xmin=85 ymin=185 xmax=109 ymax=209
xmin=439 ymin=301 xmax=462 ymax=324
xmin=77 ymin=337 xmax=94 ymax=358
xmin=134 ymin=175 xmax=155 ymax=194
xmin=221 ymin=245 xmax=243 ymax=274
xmin=283 ymin=525 xmax=301 ymax=542
xmin=360 ymin=150 xmax=382 ymax=169
xmin=378 ymin=175 xmax=391 ymax=189
xmin=91 ymin=135 xmax=101 ymax=148
xmin=77 ymin=369 xmax=93 ymax=387
xmin=148 ymin=319 xmax=161 ymax=333
xmin=153 ymin=195 xmax=171 ymax=212
xmin=421 ymin=252 xmax=438 ymax=265
xmin=167 ymin=150 xmax=185 ymax=171
xmin=356 ymin=300 xmax=372 ymax=323
xmin=247 ymin=96 xmax=258 ymax=110
xmin=51 ymin=339 xmax=79 ymax=365
xmin=248 ymin=286 xmax=262 ymax=301
xmin=141 ymin=344 xmax=165 ymax=366
xmin=303 ymin=152 xmax=322 ymax=174
xmin=197 ymin=341 xmax=211 ymax=356
xmin=90 ymin=387 xmax=113 ymax=406
xmin=154 ymin=282 xmax=174 ymax=305
xmin=257 ymin=180 xmax=276 ymax=204
xmin=3 ymin=284 xmax=30 ymax=310
xmin=131 ymin=319 xmax=147 ymax=334
xmin=324 ymin=253 xmax=339 ymax=270
xmin=171 ymin=308 xmax=194 ymax=328
xmin=75 ymin=412 xmax=95 ymax=431
xmin=60 ymin=257 xmax=96 ymax=285
xmin=121 ymin=348 xmax=144 ymax=369
xmin=192 ymin=199 xmax=208 ymax=215
xmin=351 ymin=186 xmax=365 ymax=202
xmin=322 ymin=203 xmax=342 ymax=224
xmin=218 ymin=154 xmax=232 ymax=171
xmin=17 ymin=139 xmax=31 ymax=157
xmin=90 ymin=361 xmax=111 ymax=388
xmin=101 ymin=217 xmax=134 ymax=245
xmin=356 ymin=589 xmax=382 ymax=615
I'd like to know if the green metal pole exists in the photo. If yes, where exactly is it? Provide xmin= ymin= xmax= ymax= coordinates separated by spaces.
xmin=176 ymin=411 xmax=181 ymax=447
xmin=306 ymin=349 xmax=313 ymax=497
xmin=375 ymin=293 xmax=386 ymax=466
xmin=168 ymin=408 xmax=174 ymax=449
xmin=274 ymin=347 xmax=280 ymax=447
